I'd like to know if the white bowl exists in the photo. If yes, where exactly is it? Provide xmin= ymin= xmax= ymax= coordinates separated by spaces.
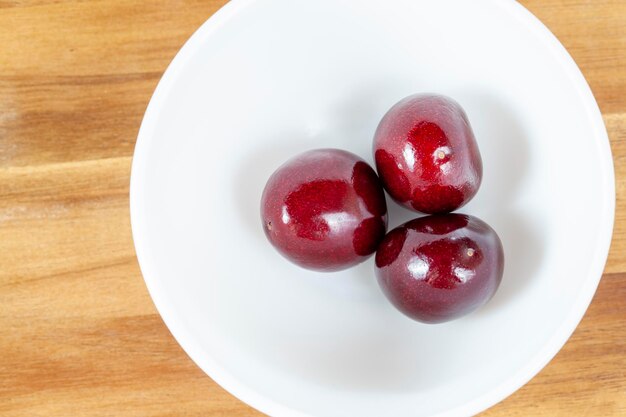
xmin=130 ymin=1 xmax=615 ymax=416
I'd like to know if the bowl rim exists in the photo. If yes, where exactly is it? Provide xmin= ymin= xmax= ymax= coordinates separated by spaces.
xmin=129 ymin=0 xmax=616 ymax=416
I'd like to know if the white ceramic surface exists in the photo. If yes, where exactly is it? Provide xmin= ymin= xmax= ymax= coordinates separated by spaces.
xmin=129 ymin=1 xmax=615 ymax=416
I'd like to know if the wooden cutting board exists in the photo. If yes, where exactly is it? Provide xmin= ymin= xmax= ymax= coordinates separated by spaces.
xmin=0 ymin=1 xmax=624 ymax=415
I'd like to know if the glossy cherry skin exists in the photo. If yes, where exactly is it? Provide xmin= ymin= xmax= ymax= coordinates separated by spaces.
xmin=375 ymin=214 xmax=503 ymax=323
xmin=261 ymin=149 xmax=388 ymax=272
xmin=373 ymin=94 xmax=482 ymax=214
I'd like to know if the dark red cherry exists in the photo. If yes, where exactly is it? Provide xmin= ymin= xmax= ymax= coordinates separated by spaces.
xmin=261 ymin=149 xmax=388 ymax=272
xmin=375 ymin=214 xmax=504 ymax=323
xmin=373 ymin=94 xmax=482 ymax=214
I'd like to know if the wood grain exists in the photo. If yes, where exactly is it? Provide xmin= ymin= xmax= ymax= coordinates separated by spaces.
xmin=0 ymin=1 xmax=624 ymax=416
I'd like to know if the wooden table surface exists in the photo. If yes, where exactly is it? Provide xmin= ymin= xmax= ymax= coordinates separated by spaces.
xmin=1 ymin=1 xmax=624 ymax=416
